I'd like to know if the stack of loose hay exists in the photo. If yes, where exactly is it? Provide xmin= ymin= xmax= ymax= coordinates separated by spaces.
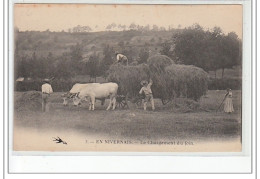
xmin=166 ymin=64 xmax=208 ymax=101
xmin=15 ymin=91 xmax=42 ymax=111
xmin=107 ymin=64 xmax=149 ymax=97
xmin=107 ymin=55 xmax=208 ymax=104
xmin=147 ymin=55 xmax=174 ymax=101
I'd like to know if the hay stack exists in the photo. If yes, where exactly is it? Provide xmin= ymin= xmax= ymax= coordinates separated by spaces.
xmin=107 ymin=55 xmax=208 ymax=102
xmin=147 ymin=55 xmax=173 ymax=73
xmin=147 ymin=55 xmax=174 ymax=100
xmin=15 ymin=91 xmax=42 ymax=111
xmin=107 ymin=64 xmax=149 ymax=97
xmin=166 ymin=64 xmax=208 ymax=101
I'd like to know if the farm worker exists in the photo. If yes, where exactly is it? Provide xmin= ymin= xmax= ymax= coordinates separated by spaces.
xmin=139 ymin=79 xmax=155 ymax=111
xmin=41 ymin=79 xmax=53 ymax=112
xmin=223 ymin=88 xmax=234 ymax=114
xmin=115 ymin=51 xmax=128 ymax=65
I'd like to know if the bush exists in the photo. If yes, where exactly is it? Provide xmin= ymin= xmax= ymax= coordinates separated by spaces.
xmin=15 ymin=81 xmax=42 ymax=91
xmin=15 ymin=80 xmax=75 ymax=92
xmin=208 ymin=78 xmax=242 ymax=90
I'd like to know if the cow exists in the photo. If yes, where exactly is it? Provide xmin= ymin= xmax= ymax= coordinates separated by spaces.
xmin=74 ymin=82 xmax=118 ymax=110
xmin=62 ymin=83 xmax=105 ymax=106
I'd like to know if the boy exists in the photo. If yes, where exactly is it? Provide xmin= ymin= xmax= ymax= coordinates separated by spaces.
xmin=139 ymin=79 xmax=155 ymax=111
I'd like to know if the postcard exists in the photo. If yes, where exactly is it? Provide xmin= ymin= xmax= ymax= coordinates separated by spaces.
xmin=12 ymin=3 xmax=243 ymax=153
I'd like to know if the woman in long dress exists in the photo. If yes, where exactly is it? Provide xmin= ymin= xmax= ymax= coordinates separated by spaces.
xmin=224 ymin=88 xmax=234 ymax=113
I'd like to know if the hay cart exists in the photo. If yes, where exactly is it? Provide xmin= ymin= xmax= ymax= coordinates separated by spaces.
xmin=116 ymin=95 xmax=129 ymax=109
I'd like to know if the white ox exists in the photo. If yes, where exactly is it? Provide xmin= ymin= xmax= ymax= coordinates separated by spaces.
xmin=74 ymin=82 xmax=118 ymax=110
xmin=62 ymin=83 xmax=101 ymax=106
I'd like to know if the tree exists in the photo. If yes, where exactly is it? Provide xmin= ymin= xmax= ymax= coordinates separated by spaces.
xmin=138 ymin=48 xmax=149 ymax=64
xmin=100 ymin=45 xmax=115 ymax=74
xmin=118 ymin=41 xmax=125 ymax=48
xmin=85 ymin=53 xmax=101 ymax=82
xmin=67 ymin=43 xmax=84 ymax=75
xmin=217 ymin=32 xmax=241 ymax=78
xmin=172 ymin=24 xmax=218 ymax=71
xmin=54 ymin=55 xmax=74 ymax=80
xmin=82 ymin=26 xmax=92 ymax=32
xmin=106 ymin=23 xmax=117 ymax=31
xmin=106 ymin=24 xmax=112 ymax=31
xmin=129 ymin=23 xmax=137 ymax=30
xmin=152 ymin=25 xmax=159 ymax=31
xmin=160 ymin=42 xmax=175 ymax=60
xmin=168 ymin=24 xmax=241 ymax=77
xmin=159 ymin=27 xmax=166 ymax=31
xmin=143 ymin=24 xmax=150 ymax=31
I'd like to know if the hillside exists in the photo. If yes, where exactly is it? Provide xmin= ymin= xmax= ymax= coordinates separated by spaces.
xmin=15 ymin=30 xmax=176 ymax=60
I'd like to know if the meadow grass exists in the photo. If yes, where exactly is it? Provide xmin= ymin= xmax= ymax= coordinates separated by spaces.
xmin=13 ymin=90 xmax=241 ymax=141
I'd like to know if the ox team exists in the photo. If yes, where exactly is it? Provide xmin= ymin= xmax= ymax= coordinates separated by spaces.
xmin=61 ymin=81 xmax=155 ymax=111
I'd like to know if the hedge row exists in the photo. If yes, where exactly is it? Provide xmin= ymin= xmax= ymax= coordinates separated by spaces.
xmin=15 ymin=80 xmax=75 ymax=92
xmin=208 ymin=78 xmax=242 ymax=90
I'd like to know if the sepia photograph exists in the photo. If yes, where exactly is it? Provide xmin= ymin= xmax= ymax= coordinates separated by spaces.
xmin=12 ymin=4 xmax=243 ymax=152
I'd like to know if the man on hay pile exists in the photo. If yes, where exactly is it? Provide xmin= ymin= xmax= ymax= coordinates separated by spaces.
xmin=139 ymin=79 xmax=155 ymax=111
xmin=115 ymin=51 xmax=128 ymax=66
xmin=41 ymin=78 xmax=53 ymax=112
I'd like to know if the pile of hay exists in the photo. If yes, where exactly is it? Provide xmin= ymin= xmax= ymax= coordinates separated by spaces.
xmin=107 ymin=64 xmax=149 ymax=97
xmin=147 ymin=55 xmax=174 ymax=100
xmin=107 ymin=55 xmax=208 ymax=102
xmin=166 ymin=64 xmax=208 ymax=101
xmin=147 ymin=55 xmax=173 ymax=73
xmin=15 ymin=91 xmax=42 ymax=111
xmin=171 ymin=98 xmax=200 ymax=113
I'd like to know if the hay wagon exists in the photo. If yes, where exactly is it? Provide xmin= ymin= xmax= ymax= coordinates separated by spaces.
xmin=116 ymin=95 xmax=129 ymax=109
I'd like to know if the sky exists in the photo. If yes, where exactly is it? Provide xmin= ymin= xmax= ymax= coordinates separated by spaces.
xmin=14 ymin=4 xmax=242 ymax=38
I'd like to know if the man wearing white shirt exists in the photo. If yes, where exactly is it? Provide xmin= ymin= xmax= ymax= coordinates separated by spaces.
xmin=115 ymin=52 xmax=128 ymax=65
xmin=41 ymin=79 xmax=53 ymax=112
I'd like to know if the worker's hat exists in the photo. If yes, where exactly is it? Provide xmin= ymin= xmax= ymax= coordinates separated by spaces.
xmin=141 ymin=80 xmax=148 ymax=86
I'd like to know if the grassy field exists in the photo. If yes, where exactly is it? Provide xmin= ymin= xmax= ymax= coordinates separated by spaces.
xmin=13 ymin=90 xmax=242 ymax=144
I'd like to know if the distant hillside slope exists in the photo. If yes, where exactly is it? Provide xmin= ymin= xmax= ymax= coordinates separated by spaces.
xmin=15 ymin=30 xmax=176 ymax=59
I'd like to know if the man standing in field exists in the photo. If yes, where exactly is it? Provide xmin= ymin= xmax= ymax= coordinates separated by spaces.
xmin=41 ymin=79 xmax=53 ymax=112
xmin=139 ymin=79 xmax=155 ymax=111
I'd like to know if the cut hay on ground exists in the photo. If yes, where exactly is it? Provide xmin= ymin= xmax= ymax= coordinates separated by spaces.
xmin=171 ymin=98 xmax=200 ymax=113
xmin=14 ymin=91 xmax=42 ymax=111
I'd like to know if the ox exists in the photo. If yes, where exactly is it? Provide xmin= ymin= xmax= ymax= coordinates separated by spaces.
xmin=62 ymin=83 xmax=105 ymax=106
xmin=74 ymin=82 xmax=118 ymax=110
